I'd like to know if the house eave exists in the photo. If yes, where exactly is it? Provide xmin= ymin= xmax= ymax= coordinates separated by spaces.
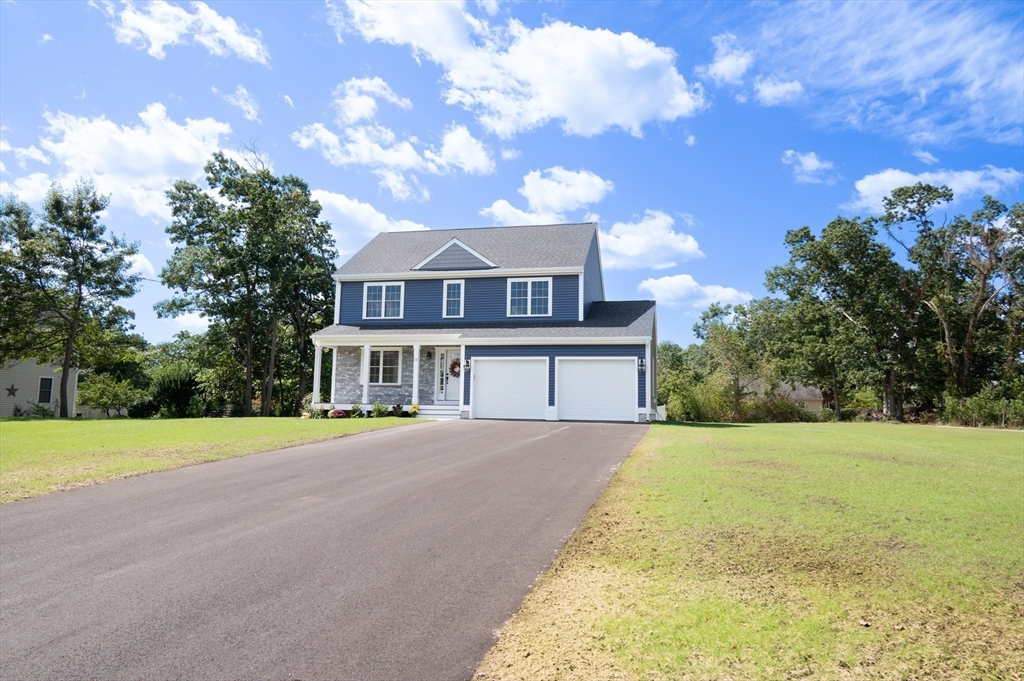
xmin=333 ymin=266 xmax=584 ymax=282
xmin=313 ymin=334 xmax=652 ymax=347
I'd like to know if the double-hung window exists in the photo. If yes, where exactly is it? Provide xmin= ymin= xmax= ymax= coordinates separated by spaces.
xmin=443 ymin=280 xmax=464 ymax=318
xmin=368 ymin=348 xmax=401 ymax=385
xmin=38 ymin=377 xmax=53 ymax=403
xmin=363 ymin=282 xmax=404 ymax=319
xmin=507 ymin=277 xmax=551 ymax=317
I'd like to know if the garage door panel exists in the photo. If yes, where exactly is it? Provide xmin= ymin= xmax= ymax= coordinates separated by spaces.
xmin=557 ymin=359 xmax=636 ymax=422
xmin=473 ymin=359 xmax=547 ymax=420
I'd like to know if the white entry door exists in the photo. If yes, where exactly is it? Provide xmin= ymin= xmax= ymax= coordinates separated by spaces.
xmin=471 ymin=357 xmax=548 ymax=420
xmin=556 ymin=358 xmax=637 ymax=422
xmin=436 ymin=348 xmax=461 ymax=403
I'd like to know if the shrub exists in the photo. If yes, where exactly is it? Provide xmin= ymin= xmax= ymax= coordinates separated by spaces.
xmin=941 ymin=388 xmax=1024 ymax=428
xmin=408 ymin=404 xmax=419 ymax=417
xmin=392 ymin=402 xmax=404 ymax=417
xmin=327 ymin=408 xmax=349 ymax=419
xmin=350 ymin=403 xmax=364 ymax=418
xmin=370 ymin=401 xmax=389 ymax=418
xmin=152 ymin=368 xmax=200 ymax=418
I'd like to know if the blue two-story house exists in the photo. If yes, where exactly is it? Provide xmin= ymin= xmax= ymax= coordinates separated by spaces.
xmin=311 ymin=222 xmax=657 ymax=422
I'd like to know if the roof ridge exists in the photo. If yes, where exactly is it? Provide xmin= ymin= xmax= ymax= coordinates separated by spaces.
xmin=401 ymin=222 xmax=597 ymax=234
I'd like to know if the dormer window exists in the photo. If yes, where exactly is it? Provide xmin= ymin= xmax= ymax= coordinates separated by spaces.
xmin=507 ymin=277 xmax=551 ymax=317
xmin=443 ymin=280 xmax=464 ymax=318
xmin=364 ymin=282 xmax=404 ymax=319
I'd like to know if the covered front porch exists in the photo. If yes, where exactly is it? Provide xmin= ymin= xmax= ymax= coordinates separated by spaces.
xmin=311 ymin=341 xmax=467 ymax=417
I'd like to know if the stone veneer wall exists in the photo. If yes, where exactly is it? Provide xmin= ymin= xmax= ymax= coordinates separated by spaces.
xmin=331 ymin=346 xmax=415 ymax=406
xmin=419 ymin=347 xmax=436 ymax=405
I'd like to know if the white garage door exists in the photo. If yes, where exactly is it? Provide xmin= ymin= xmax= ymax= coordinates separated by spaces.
xmin=471 ymin=358 xmax=548 ymax=420
xmin=557 ymin=358 xmax=636 ymax=422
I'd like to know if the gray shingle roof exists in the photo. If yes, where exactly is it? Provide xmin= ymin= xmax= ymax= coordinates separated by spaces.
xmin=312 ymin=301 xmax=656 ymax=340
xmin=336 ymin=223 xmax=597 ymax=277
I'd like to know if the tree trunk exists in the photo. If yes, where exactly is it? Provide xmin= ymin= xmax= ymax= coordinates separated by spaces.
xmin=295 ymin=331 xmax=308 ymax=416
xmin=58 ymin=305 xmax=80 ymax=418
xmin=731 ymin=377 xmax=741 ymax=422
xmin=830 ymin=360 xmax=841 ymax=420
xmin=882 ymin=368 xmax=903 ymax=421
xmin=261 ymin=317 xmax=278 ymax=417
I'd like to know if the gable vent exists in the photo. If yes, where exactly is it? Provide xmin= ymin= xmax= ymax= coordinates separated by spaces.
xmin=413 ymin=239 xmax=497 ymax=271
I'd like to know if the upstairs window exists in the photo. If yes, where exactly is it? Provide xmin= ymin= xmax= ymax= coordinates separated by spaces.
xmin=364 ymin=282 xmax=404 ymax=319
xmin=369 ymin=349 xmax=401 ymax=385
xmin=38 ymin=376 xmax=53 ymax=403
xmin=507 ymin=277 xmax=552 ymax=317
xmin=443 ymin=280 xmax=464 ymax=318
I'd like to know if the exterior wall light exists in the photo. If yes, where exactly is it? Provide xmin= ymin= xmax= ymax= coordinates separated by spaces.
xmin=464 ymin=359 xmax=471 ymax=371
xmin=638 ymin=358 xmax=646 ymax=373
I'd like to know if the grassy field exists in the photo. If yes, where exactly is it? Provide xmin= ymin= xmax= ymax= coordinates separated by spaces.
xmin=477 ymin=423 xmax=1024 ymax=680
xmin=0 ymin=417 xmax=424 ymax=502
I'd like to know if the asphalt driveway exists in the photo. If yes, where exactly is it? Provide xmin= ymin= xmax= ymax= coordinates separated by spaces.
xmin=0 ymin=419 xmax=647 ymax=681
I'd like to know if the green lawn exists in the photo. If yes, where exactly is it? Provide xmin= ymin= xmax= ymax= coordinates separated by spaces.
xmin=477 ymin=422 xmax=1024 ymax=680
xmin=0 ymin=417 xmax=425 ymax=502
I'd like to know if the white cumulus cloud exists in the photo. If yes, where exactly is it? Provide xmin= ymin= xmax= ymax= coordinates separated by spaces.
xmin=0 ymin=103 xmax=231 ymax=220
xmin=312 ymin=188 xmax=427 ymax=258
xmin=99 ymin=0 xmax=269 ymax=63
xmin=329 ymin=0 xmax=705 ymax=138
xmin=333 ymin=77 xmax=412 ymax=125
xmin=844 ymin=165 xmax=1024 ymax=214
xmin=600 ymin=210 xmax=704 ymax=270
xmin=912 ymin=149 xmax=938 ymax=165
xmin=173 ymin=312 xmax=210 ymax=332
xmin=781 ymin=150 xmax=837 ymax=184
xmin=481 ymin=166 xmax=613 ymax=225
xmin=425 ymin=124 xmax=495 ymax=175
xmin=637 ymin=273 xmax=753 ymax=309
xmin=697 ymin=33 xmax=753 ymax=86
xmin=214 ymin=84 xmax=260 ymax=122
xmin=127 ymin=253 xmax=156 ymax=277
xmin=754 ymin=76 xmax=804 ymax=106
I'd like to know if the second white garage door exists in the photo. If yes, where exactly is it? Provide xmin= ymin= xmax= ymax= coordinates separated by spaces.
xmin=471 ymin=358 xmax=548 ymax=420
xmin=556 ymin=358 xmax=637 ymax=422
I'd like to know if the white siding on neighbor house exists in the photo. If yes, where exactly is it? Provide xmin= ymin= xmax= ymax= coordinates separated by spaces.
xmin=556 ymin=358 xmax=636 ymax=422
xmin=470 ymin=358 xmax=547 ymax=420
xmin=0 ymin=360 xmax=79 ymax=417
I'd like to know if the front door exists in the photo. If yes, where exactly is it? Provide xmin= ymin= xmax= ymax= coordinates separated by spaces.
xmin=436 ymin=348 xmax=462 ymax=403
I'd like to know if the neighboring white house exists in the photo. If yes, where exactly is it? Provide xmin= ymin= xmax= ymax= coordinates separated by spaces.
xmin=0 ymin=359 xmax=79 ymax=417
xmin=743 ymin=378 xmax=824 ymax=412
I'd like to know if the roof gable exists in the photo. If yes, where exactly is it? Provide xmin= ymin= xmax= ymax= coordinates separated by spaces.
xmin=412 ymin=238 xmax=496 ymax=271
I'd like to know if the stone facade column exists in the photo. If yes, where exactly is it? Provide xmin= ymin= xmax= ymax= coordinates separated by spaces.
xmin=412 ymin=344 xmax=420 ymax=405
xmin=330 ymin=347 xmax=338 ymax=404
xmin=459 ymin=343 xmax=466 ymax=416
xmin=361 ymin=344 xmax=371 ymax=405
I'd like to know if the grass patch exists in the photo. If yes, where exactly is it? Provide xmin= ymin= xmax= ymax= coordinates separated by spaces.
xmin=477 ymin=422 xmax=1024 ymax=680
xmin=0 ymin=417 xmax=424 ymax=502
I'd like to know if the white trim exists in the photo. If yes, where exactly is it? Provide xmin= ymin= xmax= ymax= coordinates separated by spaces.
xmin=334 ymin=266 xmax=582 ymax=282
xmin=313 ymin=346 xmax=323 ymax=405
xmin=367 ymin=347 xmax=403 ymax=386
xmin=411 ymin=238 xmax=497 ymax=270
xmin=362 ymin=281 xmax=405 ymax=320
xmin=554 ymin=356 xmax=639 ymax=423
xmin=334 ymin=280 xmax=342 ymax=325
xmin=434 ymin=347 xmax=462 ymax=403
xmin=468 ymin=356 xmax=549 ymax=420
xmin=594 ymin=232 xmax=607 ymax=300
xmin=314 ymin=335 xmax=652 ymax=346
xmin=442 ymin=279 xmax=465 ymax=318
xmin=578 ymin=272 xmax=584 ymax=322
xmin=645 ymin=341 xmax=651 ymax=422
xmin=459 ymin=343 xmax=466 ymax=416
xmin=37 ymin=375 xmax=54 ymax=404
xmin=361 ymin=344 xmax=370 ymax=404
xmin=506 ymin=277 xmax=553 ymax=317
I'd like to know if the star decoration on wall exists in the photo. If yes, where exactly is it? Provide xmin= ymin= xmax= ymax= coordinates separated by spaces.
xmin=6 ymin=384 xmax=18 ymax=397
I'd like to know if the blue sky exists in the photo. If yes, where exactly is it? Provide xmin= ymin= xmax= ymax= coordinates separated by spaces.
xmin=2 ymin=0 xmax=1022 ymax=346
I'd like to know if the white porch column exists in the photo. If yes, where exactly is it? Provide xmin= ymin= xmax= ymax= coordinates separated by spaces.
xmin=458 ymin=343 xmax=466 ymax=416
xmin=312 ymin=342 xmax=322 ymax=406
xmin=329 ymin=347 xmax=338 ymax=404
xmin=412 ymin=344 xmax=421 ymax=406
xmin=361 ymin=344 xmax=371 ymax=405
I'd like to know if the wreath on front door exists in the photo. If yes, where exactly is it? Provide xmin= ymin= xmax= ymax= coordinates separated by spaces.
xmin=448 ymin=358 xmax=461 ymax=378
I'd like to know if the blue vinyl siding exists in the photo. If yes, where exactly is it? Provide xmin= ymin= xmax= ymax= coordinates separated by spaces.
xmin=583 ymin=235 xmax=604 ymax=316
xmin=340 ymin=275 xmax=580 ymax=324
xmin=465 ymin=344 xmax=646 ymax=408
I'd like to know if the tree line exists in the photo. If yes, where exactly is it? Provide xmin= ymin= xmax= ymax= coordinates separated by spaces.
xmin=658 ymin=184 xmax=1023 ymax=427
xmin=1 ymin=151 xmax=336 ymax=418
